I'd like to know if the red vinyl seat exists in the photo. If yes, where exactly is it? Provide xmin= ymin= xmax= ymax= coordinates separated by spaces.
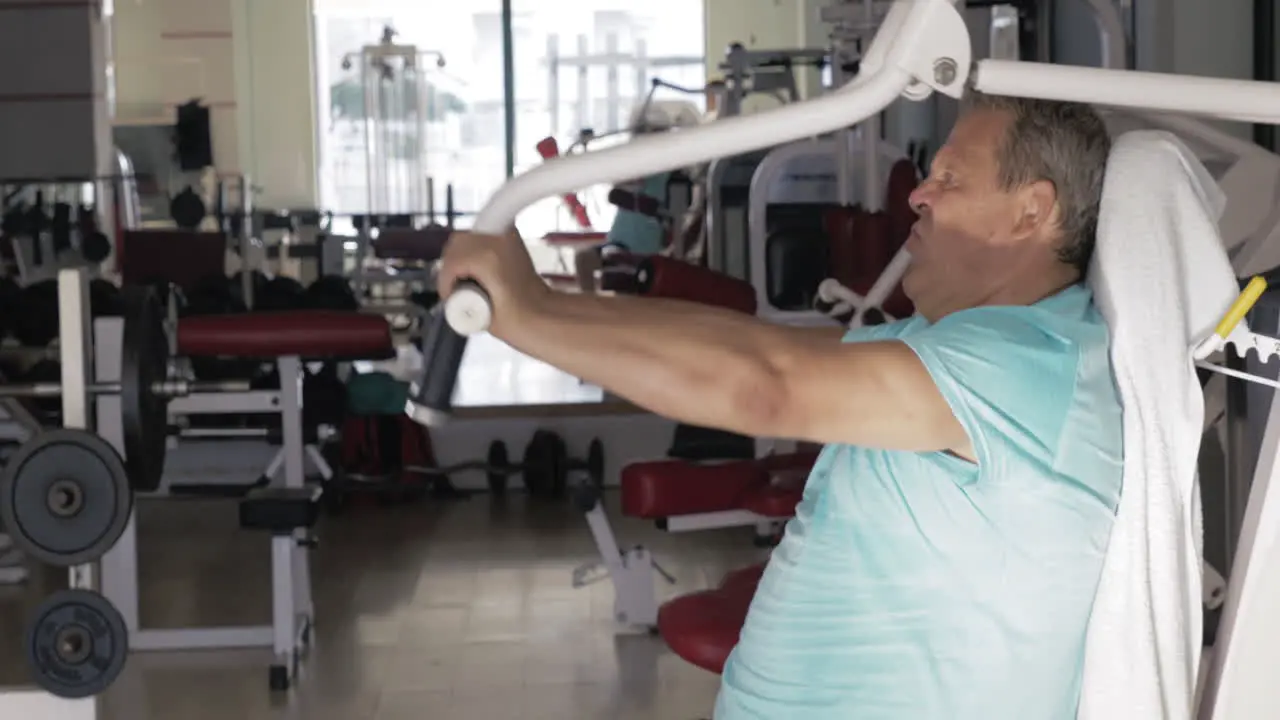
xmin=634 ymin=256 xmax=757 ymax=315
xmin=177 ymin=311 xmax=394 ymax=361
xmin=658 ymin=564 xmax=767 ymax=674
xmin=620 ymin=451 xmax=818 ymax=519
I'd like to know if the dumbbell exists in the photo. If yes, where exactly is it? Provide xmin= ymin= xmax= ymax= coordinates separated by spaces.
xmin=486 ymin=430 xmax=605 ymax=500
xmin=303 ymin=275 xmax=359 ymax=311
xmin=185 ymin=273 xmax=246 ymax=316
xmin=407 ymin=430 xmax=604 ymax=500
xmin=228 ymin=270 xmax=269 ymax=311
xmin=257 ymin=275 xmax=307 ymax=311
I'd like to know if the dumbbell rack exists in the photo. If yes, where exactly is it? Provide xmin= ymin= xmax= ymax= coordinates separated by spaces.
xmin=1 ymin=181 xmax=117 ymax=286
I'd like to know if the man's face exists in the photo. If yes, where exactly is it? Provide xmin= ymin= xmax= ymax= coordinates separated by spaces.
xmin=903 ymin=108 xmax=1054 ymax=319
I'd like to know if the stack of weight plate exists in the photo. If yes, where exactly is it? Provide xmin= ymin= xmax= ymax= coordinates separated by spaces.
xmin=1 ymin=430 xmax=133 ymax=699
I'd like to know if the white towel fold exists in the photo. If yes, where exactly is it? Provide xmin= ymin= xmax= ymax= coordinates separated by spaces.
xmin=1078 ymin=131 xmax=1241 ymax=719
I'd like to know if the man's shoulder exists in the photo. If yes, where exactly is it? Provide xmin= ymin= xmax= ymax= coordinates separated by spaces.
xmin=899 ymin=288 xmax=1112 ymax=463
xmin=914 ymin=285 xmax=1108 ymax=356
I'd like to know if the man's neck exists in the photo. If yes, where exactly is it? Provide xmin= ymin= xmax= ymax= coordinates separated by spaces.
xmin=987 ymin=267 xmax=1081 ymax=308
xmin=922 ymin=265 xmax=1082 ymax=322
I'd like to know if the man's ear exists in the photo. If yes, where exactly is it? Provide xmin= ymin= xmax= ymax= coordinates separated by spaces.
xmin=1012 ymin=179 xmax=1059 ymax=240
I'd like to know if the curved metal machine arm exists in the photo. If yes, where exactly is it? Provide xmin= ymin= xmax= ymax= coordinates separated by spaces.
xmin=404 ymin=0 xmax=974 ymax=425
xmin=409 ymin=0 xmax=1280 ymax=427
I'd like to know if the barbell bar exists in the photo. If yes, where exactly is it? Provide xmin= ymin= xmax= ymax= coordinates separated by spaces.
xmin=341 ymin=432 xmax=605 ymax=501
xmin=28 ymin=284 xmax=242 ymax=493
xmin=0 ymin=378 xmax=249 ymax=399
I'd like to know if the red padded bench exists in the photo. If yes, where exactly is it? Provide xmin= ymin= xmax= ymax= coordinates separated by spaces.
xmin=176 ymin=310 xmax=394 ymax=361
xmin=634 ymin=256 xmax=757 ymax=315
xmin=658 ymin=562 xmax=767 ymax=674
xmin=166 ymin=309 xmax=394 ymax=691
xmin=576 ymin=451 xmax=811 ymax=631
xmin=621 ymin=450 xmax=817 ymax=524
xmin=172 ymin=310 xmax=393 ymax=495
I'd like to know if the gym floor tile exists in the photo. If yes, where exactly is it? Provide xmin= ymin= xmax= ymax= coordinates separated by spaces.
xmin=0 ymin=492 xmax=765 ymax=719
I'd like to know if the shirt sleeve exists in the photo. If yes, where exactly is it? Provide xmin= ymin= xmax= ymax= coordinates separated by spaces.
xmin=899 ymin=307 xmax=1081 ymax=471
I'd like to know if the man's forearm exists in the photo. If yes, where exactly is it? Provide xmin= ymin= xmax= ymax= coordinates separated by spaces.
xmin=499 ymin=292 xmax=831 ymax=435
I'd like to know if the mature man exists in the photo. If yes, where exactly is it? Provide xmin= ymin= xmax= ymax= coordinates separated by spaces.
xmin=439 ymin=94 xmax=1122 ymax=719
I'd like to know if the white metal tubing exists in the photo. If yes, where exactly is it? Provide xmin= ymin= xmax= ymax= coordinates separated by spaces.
xmin=443 ymin=69 xmax=913 ymax=335
xmin=440 ymin=0 xmax=965 ymax=335
xmin=470 ymin=68 xmax=913 ymax=237
xmin=664 ymin=509 xmax=765 ymax=532
xmin=862 ymin=247 xmax=913 ymax=308
xmin=1081 ymin=0 xmax=1128 ymax=70
xmin=974 ymin=60 xmax=1280 ymax=124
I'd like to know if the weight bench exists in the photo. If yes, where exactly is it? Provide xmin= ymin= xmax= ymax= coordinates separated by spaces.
xmin=98 ymin=309 xmax=392 ymax=690
xmin=575 ymin=450 xmax=816 ymax=630
xmin=568 ymin=258 xmax=812 ymax=629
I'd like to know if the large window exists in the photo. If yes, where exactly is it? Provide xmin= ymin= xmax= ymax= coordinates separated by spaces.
xmin=313 ymin=0 xmax=705 ymax=247
xmin=509 ymin=0 xmax=706 ymax=240
xmin=314 ymin=1 xmax=509 ymax=229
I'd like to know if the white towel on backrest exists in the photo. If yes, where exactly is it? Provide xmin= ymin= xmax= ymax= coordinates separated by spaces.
xmin=1077 ymin=131 xmax=1240 ymax=719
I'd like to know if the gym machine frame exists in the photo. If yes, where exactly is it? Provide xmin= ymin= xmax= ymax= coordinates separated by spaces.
xmin=399 ymin=0 xmax=1280 ymax=716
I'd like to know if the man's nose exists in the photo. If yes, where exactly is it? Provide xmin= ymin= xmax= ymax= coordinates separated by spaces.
xmin=908 ymin=185 xmax=930 ymax=215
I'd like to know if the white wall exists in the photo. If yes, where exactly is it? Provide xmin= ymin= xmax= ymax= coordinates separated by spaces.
xmin=704 ymin=0 xmax=803 ymax=79
xmin=111 ymin=0 xmax=320 ymax=209
xmin=704 ymin=0 xmax=826 ymax=113
xmin=229 ymin=0 xmax=320 ymax=209
xmin=111 ymin=0 xmax=240 ymax=169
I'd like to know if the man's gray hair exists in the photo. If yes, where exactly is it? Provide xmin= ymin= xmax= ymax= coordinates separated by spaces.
xmin=961 ymin=93 xmax=1111 ymax=272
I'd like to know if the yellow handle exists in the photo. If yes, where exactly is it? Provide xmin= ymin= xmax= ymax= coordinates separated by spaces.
xmin=1215 ymin=276 xmax=1269 ymax=338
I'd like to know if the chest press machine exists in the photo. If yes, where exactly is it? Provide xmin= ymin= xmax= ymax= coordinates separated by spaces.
xmin=400 ymin=0 xmax=1280 ymax=717
xmin=0 ymin=266 xmax=393 ymax=714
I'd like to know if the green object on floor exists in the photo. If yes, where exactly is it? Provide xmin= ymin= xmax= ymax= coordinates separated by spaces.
xmin=345 ymin=371 xmax=408 ymax=416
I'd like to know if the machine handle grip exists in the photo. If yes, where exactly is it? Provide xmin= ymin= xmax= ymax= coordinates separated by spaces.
xmin=441 ymin=279 xmax=494 ymax=336
xmin=1215 ymin=276 xmax=1267 ymax=339
xmin=406 ymin=284 xmax=489 ymax=426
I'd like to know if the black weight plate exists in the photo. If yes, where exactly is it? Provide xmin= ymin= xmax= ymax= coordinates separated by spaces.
xmin=12 ymin=280 xmax=59 ymax=348
xmin=169 ymin=187 xmax=206 ymax=230
xmin=550 ymin=433 xmax=569 ymax=498
xmin=90 ymin=278 xmax=123 ymax=317
xmin=522 ymin=430 xmax=568 ymax=500
xmin=487 ymin=440 xmax=509 ymax=495
xmin=586 ymin=438 xmax=605 ymax=489
xmin=82 ymin=231 xmax=112 ymax=263
xmin=303 ymin=275 xmax=360 ymax=311
xmin=0 ymin=429 xmax=132 ymax=566
xmin=25 ymin=588 xmax=129 ymax=699
xmin=258 ymin=275 xmax=307 ymax=311
xmin=120 ymin=285 xmax=169 ymax=492
xmin=21 ymin=359 xmax=63 ymax=422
